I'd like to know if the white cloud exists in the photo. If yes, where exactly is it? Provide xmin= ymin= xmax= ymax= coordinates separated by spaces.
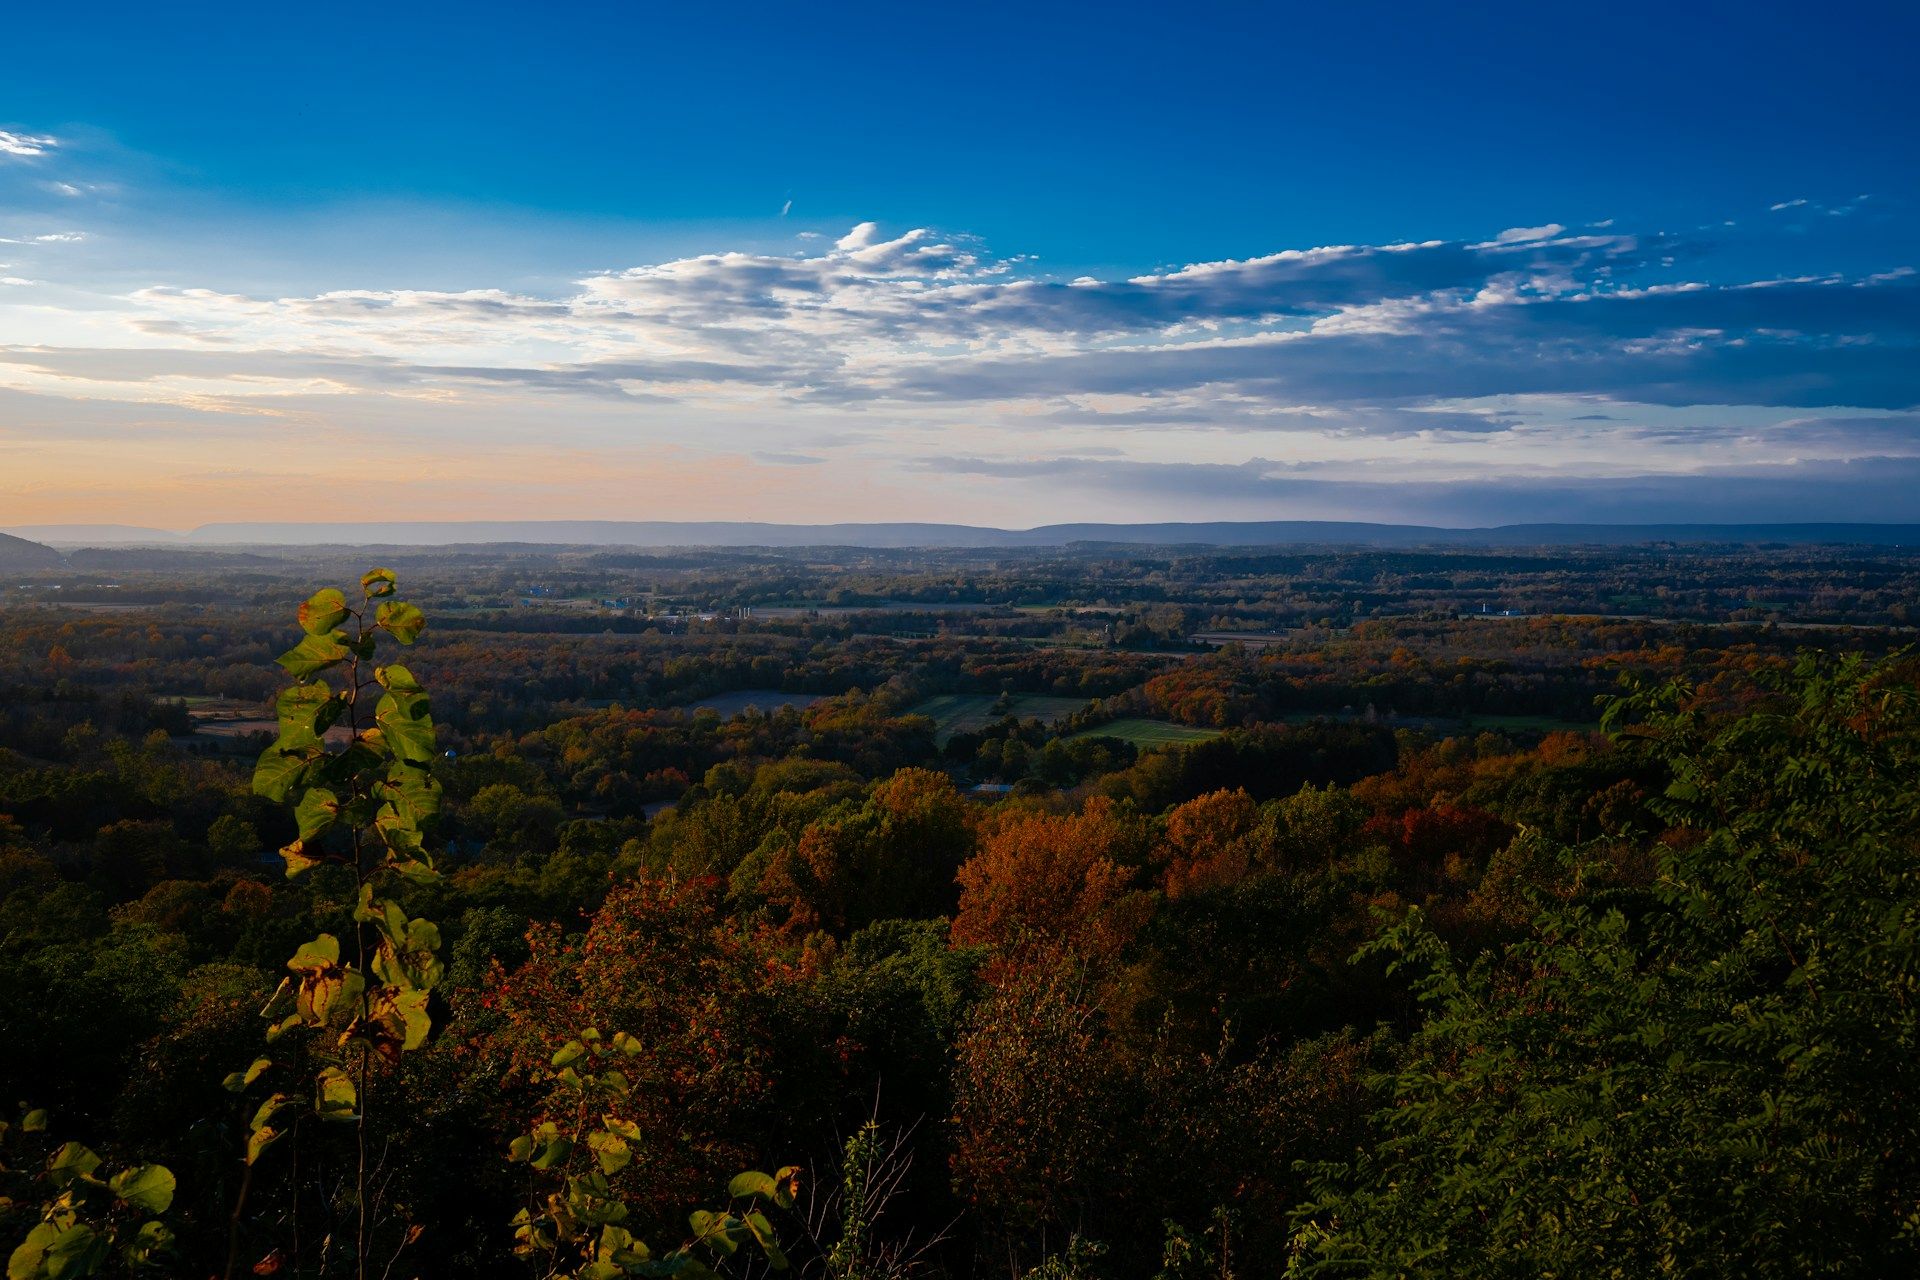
xmin=1494 ymin=223 xmax=1565 ymax=243
xmin=0 ymin=130 xmax=57 ymax=159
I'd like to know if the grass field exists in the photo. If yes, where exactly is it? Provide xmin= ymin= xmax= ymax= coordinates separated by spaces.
xmin=908 ymin=693 xmax=1088 ymax=742
xmin=1068 ymin=718 xmax=1222 ymax=747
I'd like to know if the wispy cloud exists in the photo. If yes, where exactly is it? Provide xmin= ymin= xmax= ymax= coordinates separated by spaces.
xmin=0 ymin=130 xmax=58 ymax=159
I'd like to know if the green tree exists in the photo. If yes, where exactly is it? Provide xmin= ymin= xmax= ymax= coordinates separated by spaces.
xmin=1289 ymin=653 xmax=1920 ymax=1277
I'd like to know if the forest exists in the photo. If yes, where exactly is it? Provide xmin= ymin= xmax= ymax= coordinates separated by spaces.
xmin=1 ymin=539 xmax=1916 ymax=1278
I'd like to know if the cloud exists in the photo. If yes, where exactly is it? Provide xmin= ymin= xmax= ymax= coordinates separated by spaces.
xmin=2 ymin=211 xmax=1916 ymax=523
xmin=1494 ymin=223 xmax=1566 ymax=243
xmin=0 ymin=130 xmax=57 ymax=159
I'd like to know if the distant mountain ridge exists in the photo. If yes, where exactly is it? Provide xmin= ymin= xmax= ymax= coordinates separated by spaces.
xmin=7 ymin=520 xmax=1920 ymax=550
xmin=0 ymin=531 xmax=64 ymax=568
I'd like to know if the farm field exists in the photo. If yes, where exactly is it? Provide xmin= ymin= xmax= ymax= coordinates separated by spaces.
xmin=908 ymin=693 xmax=1089 ymax=742
xmin=1068 ymin=717 xmax=1222 ymax=747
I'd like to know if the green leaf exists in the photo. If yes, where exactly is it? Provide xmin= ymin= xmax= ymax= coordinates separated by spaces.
xmin=587 ymin=1130 xmax=631 ymax=1174
xmin=47 ymin=1141 xmax=101 ymax=1189
xmin=279 ymin=840 xmax=321 ymax=877
xmin=20 ymin=1108 xmax=48 ymax=1133
xmin=375 ymin=662 xmax=421 ymax=692
xmin=391 ymin=986 xmax=433 ymax=1050
xmin=124 ymin=1220 xmax=175 ymax=1266
xmin=222 ymin=1057 xmax=272 ymax=1093
xmin=246 ymin=1124 xmax=284 ymax=1166
xmin=247 ymin=1095 xmax=295 ymax=1165
xmin=388 ymin=857 xmax=440 ymax=885
xmin=250 ymin=1094 xmax=296 ymax=1132
xmin=275 ymin=682 xmax=339 ymax=745
xmin=375 ymin=690 xmax=435 ymax=765
xmin=378 ymin=759 xmax=442 ymax=829
xmin=743 ymin=1213 xmax=786 ymax=1269
xmin=298 ymin=588 xmax=350 ymax=636
xmin=361 ymin=567 xmax=397 ymax=597
xmin=529 ymin=1137 xmax=573 ymax=1171
xmin=37 ymin=1223 xmax=106 ymax=1280
xmin=9 ymin=1221 xmax=57 ymax=1280
xmin=276 ymin=631 xmax=352 ymax=679
xmin=109 ymin=1163 xmax=176 ymax=1213
xmin=689 ymin=1210 xmax=742 ymax=1255
xmin=315 ymin=1067 xmax=357 ymax=1121
xmin=552 ymin=1040 xmax=588 ymax=1069
xmin=728 ymin=1171 xmax=778 ymax=1201
xmin=376 ymin=600 xmax=426 ymax=645
xmin=288 ymin=934 xmax=340 ymax=971
xmin=294 ymin=787 xmax=342 ymax=841
xmin=252 ymin=742 xmax=316 ymax=802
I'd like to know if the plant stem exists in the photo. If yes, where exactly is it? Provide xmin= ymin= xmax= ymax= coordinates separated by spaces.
xmin=221 ymin=1159 xmax=255 ymax=1280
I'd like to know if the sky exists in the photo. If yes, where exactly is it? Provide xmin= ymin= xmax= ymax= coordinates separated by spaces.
xmin=2 ymin=0 xmax=1917 ymax=531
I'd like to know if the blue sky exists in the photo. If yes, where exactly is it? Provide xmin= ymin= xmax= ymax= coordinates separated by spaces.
xmin=2 ymin=1 xmax=1916 ymax=529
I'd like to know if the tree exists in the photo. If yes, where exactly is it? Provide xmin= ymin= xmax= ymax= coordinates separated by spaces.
xmin=1289 ymin=653 xmax=1920 ymax=1278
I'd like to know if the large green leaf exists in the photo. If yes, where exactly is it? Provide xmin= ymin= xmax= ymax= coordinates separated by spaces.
xmin=528 ymin=1136 xmax=573 ymax=1170
xmin=37 ymin=1222 xmax=107 ymax=1280
xmin=376 ymin=600 xmax=426 ymax=645
xmin=297 ymin=588 xmax=350 ymax=636
xmin=109 ymin=1163 xmax=176 ymax=1214
xmin=294 ymin=787 xmax=342 ymax=841
xmin=8 ymin=1220 xmax=58 ymax=1280
xmin=395 ymin=987 xmax=432 ymax=1049
xmin=276 ymin=631 xmax=351 ymax=679
xmin=375 ymin=663 xmax=422 ymax=692
xmin=315 ymin=1067 xmax=357 ymax=1121
xmin=379 ymin=759 xmax=442 ymax=826
xmin=47 ymin=1141 xmax=101 ymax=1189
xmin=287 ymin=934 xmax=340 ymax=972
xmin=252 ymin=742 xmax=316 ymax=802
xmin=587 ymin=1130 xmax=631 ymax=1174
xmin=375 ymin=689 xmax=435 ymax=764
xmin=274 ymin=682 xmax=339 ymax=745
